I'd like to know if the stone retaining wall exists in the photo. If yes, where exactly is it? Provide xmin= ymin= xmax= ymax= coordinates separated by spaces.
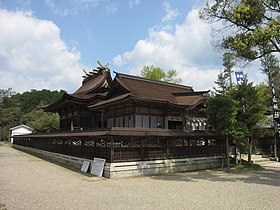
xmin=13 ymin=145 xmax=90 ymax=171
xmin=104 ymin=156 xmax=224 ymax=178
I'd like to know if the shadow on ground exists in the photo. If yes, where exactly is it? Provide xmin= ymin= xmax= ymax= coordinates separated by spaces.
xmin=149 ymin=167 xmax=280 ymax=187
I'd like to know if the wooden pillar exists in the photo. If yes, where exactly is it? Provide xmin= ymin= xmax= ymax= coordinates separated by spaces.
xmin=140 ymin=137 xmax=144 ymax=160
xmin=182 ymin=108 xmax=186 ymax=132
xmin=149 ymin=104 xmax=151 ymax=128
xmin=113 ymin=107 xmax=116 ymax=127
xmin=110 ymin=137 xmax=114 ymax=163
xmin=133 ymin=105 xmax=136 ymax=128
xmin=165 ymin=116 xmax=168 ymax=129
xmin=93 ymin=138 xmax=97 ymax=157
xmin=70 ymin=138 xmax=73 ymax=156
xmin=166 ymin=137 xmax=170 ymax=158
xmin=80 ymin=138 xmax=83 ymax=157
xmin=122 ymin=106 xmax=125 ymax=127
xmin=101 ymin=110 xmax=104 ymax=128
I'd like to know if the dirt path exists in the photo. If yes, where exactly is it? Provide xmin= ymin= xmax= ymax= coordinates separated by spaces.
xmin=1 ymin=143 xmax=280 ymax=210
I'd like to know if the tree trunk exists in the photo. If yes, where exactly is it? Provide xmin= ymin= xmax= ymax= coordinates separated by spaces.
xmin=248 ymin=136 xmax=252 ymax=165
xmin=226 ymin=135 xmax=230 ymax=172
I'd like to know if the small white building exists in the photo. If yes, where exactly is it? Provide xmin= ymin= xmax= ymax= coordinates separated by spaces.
xmin=10 ymin=125 xmax=32 ymax=143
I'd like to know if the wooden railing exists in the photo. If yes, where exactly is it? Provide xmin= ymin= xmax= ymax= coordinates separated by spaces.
xmin=13 ymin=131 xmax=225 ymax=163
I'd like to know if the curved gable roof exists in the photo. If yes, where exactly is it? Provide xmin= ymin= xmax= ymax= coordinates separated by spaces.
xmin=89 ymin=73 xmax=208 ymax=109
xmin=44 ymin=69 xmax=112 ymax=112
xmin=74 ymin=70 xmax=112 ymax=95
xmin=115 ymin=73 xmax=194 ymax=104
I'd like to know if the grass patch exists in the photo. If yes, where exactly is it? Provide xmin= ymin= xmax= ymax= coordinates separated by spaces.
xmin=234 ymin=163 xmax=263 ymax=171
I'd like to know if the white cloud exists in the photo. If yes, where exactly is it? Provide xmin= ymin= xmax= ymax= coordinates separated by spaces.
xmin=45 ymin=0 xmax=75 ymax=16
xmin=18 ymin=0 xmax=32 ymax=8
xmin=113 ymin=8 xmax=222 ymax=91
xmin=162 ymin=1 xmax=179 ymax=22
xmin=179 ymin=66 xmax=220 ymax=91
xmin=129 ymin=0 xmax=140 ymax=8
xmin=44 ymin=0 xmax=100 ymax=16
xmin=0 ymin=9 xmax=84 ymax=93
xmin=106 ymin=2 xmax=118 ymax=14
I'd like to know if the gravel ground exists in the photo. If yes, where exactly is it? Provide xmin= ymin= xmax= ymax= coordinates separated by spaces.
xmin=1 ymin=143 xmax=280 ymax=210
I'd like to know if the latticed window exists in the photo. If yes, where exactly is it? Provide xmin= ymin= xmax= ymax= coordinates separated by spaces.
xmin=124 ymin=115 xmax=133 ymax=127
xmin=135 ymin=115 xmax=149 ymax=128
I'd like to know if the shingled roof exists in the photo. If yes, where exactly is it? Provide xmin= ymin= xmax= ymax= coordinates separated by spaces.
xmin=44 ymin=68 xmax=112 ymax=112
xmin=89 ymin=73 xmax=208 ymax=109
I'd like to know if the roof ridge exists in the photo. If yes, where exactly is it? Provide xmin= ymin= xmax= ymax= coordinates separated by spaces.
xmin=114 ymin=71 xmax=193 ymax=90
xmin=173 ymin=91 xmax=209 ymax=96
xmin=84 ymin=71 xmax=111 ymax=94
xmin=82 ymin=68 xmax=105 ymax=85
xmin=74 ymin=70 xmax=112 ymax=95
xmin=10 ymin=124 xmax=33 ymax=130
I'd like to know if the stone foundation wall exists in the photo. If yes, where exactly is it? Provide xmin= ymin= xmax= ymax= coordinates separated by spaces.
xmin=13 ymin=145 xmax=91 ymax=171
xmin=104 ymin=156 xmax=224 ymax=179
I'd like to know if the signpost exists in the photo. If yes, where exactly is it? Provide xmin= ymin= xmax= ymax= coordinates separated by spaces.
xmin=80 ymin=161 xmax=90 ymax=173
xmin=90 ymin=158 xmax=106 ymax=177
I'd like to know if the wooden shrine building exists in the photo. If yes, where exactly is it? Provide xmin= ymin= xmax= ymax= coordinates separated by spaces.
xmin=13 ymin=63 xmax=225 ymax=178
xmin=44 ymin=65 xmax=209 ymax=132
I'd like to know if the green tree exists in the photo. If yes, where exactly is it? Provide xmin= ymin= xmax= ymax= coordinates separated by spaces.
xmin=12 ymin=89 xmax=65 ymax=113
xmin=0 ymin=106 xmax=22 ymax=140
xmin=0 ymin=88 xmax=15 ymax=102
xmin=141 ymin=65 xmax=182 ymax=84
xmin=208 ymin=73 xmax=268 ymax=165
xmin=214 ymin=52 xmax=236 ymax=94
xmin=20 ymin=109 xmax=60 ymax=133
xmin=214 ymin=72 xmax=230 ymax=95
xmin=200 ymin=0 xmax=280 ymax=61
xmin=205 ymin=95 xmax=239 ymax=171
xmin=260 ymin=54 xmax=280 ymax=158
xmin=0 ymin=88 xmax=64 ymax=140
xmin=260 ymin=53 xmax=280 ymax=95
xmin=229 ymin=78 xmax=266 ymax=164
xmin=0 ymin=89 xmax=22 ymax=140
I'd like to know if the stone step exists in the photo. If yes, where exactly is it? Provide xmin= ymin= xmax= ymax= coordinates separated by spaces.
xmin=252 ymin=158 xmax=271 ymax=164
xmin=240 ymin=154 xmax=273 ymax=164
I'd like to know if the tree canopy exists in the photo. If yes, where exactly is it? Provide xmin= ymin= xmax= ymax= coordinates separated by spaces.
xmin=200 ymin=0 xmax=280 ymax=61
xmin=214 ymin=52 xmax=236 ymax=94
xmin=205 ymin=95 xmax=238 ymax=135
xmin=12 ymin=89 xmax=66 ymax=113
xmin=206 ymin=69 xmax=269 ymax=163
xmin=230 ymin=78 xmax=266 ymax=131
xmin=0 ymin=89 xmax=64 ymax=140
xmin=140 ymin=65 xmax=183 ymax=84
xmin=260 ymin=53 xmax=280 ymax=95
xmin=20 ymin=109 xmax=59 ymax=133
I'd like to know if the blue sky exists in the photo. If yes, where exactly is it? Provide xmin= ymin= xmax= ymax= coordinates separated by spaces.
xmin=0 ymin=0 xmax=265 ymax=93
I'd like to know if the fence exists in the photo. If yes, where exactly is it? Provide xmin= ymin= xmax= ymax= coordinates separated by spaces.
xmin=13 ymin=130 xmax=225 ymax=163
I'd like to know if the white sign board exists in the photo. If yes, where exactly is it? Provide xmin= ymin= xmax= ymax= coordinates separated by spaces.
xmin=90 ymin=158 xmax=106 ymax=177
xmin=80 ymin=161 xmax=90 ymax=173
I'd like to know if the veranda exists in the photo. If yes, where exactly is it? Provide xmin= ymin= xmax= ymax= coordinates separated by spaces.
xmin=13 ymin=128 xmax=225 ymax=178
